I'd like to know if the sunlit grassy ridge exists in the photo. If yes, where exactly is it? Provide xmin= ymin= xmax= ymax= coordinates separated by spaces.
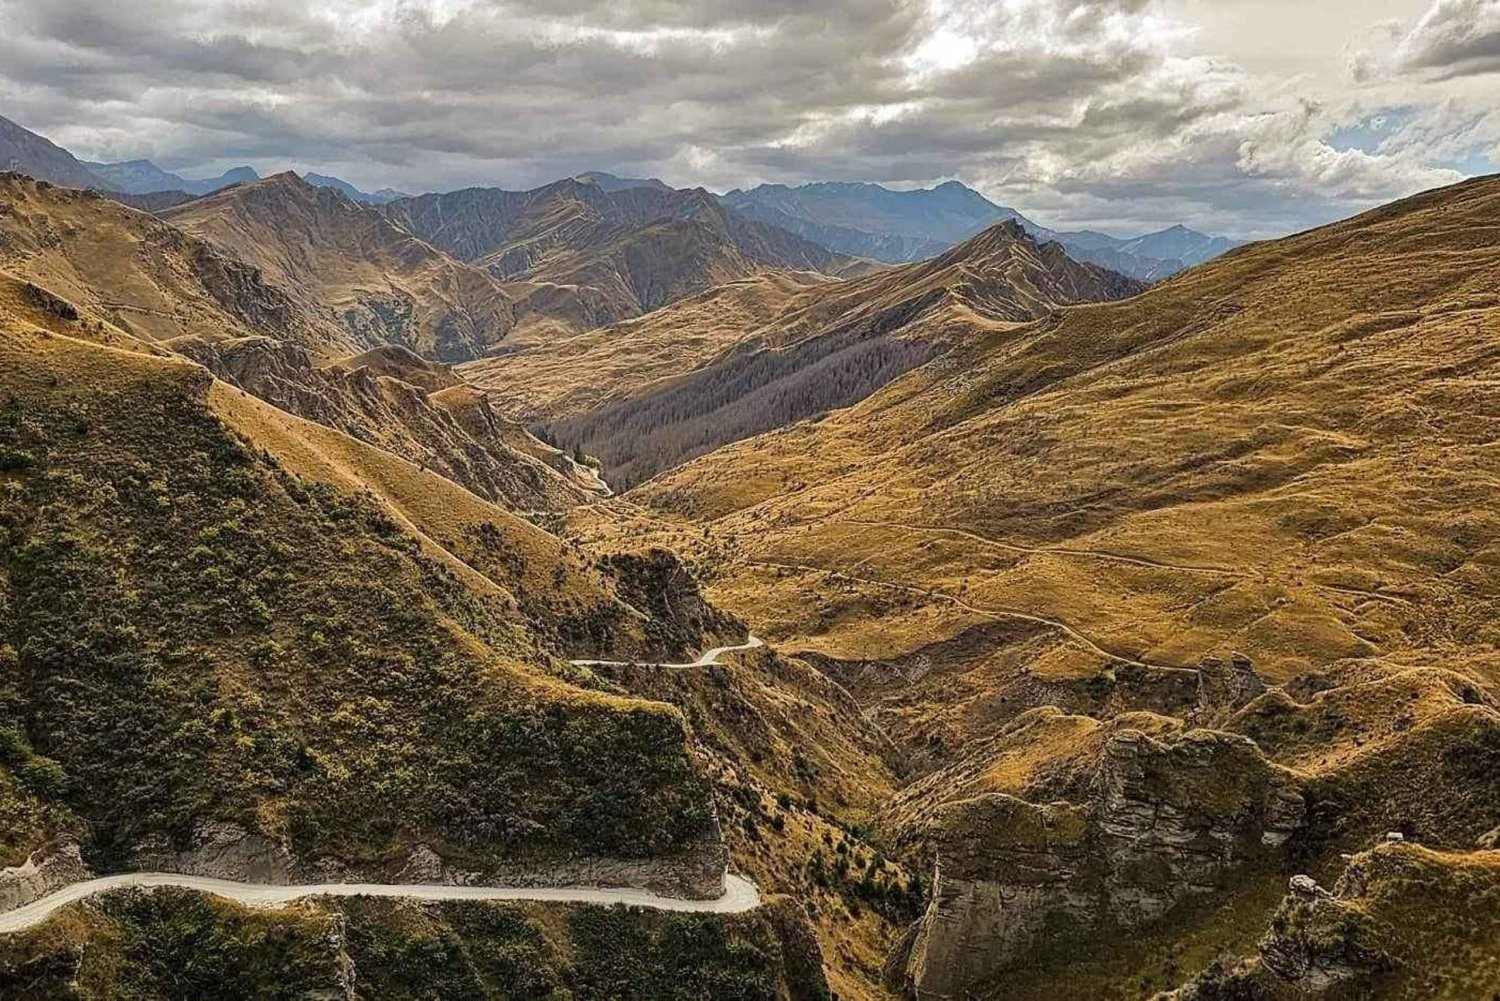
xmin=0 ymin=319 xmax=714 ymax=877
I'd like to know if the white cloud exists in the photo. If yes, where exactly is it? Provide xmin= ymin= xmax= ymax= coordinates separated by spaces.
xmin=0 ymin=0 xmax=1490 ymax=238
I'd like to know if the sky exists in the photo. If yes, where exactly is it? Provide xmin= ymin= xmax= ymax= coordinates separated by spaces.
xmin=0 ymin=0 xmax=1496 ymax=238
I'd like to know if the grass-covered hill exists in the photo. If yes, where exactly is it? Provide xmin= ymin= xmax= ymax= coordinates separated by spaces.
xmin=584 ymin=173 xmax=1500 ymax=998
xmin=469 ymin=219 xmax=1143 ymax=489
xmin=0 ymin=283 xmax=727 ymax=892
xmin=0 ymin=888 xmax=831 ymax=1000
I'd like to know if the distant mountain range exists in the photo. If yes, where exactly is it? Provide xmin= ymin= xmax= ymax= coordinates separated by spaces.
xmin=376 ymin=177 xmax=860 ymax=342
xmin=722 ymin=180 xmax=1243 ymax=280
xmin=86 ymin=158 xmax=410 ymax=204
xmin=2 ymin=109 xmax=1239 ymax=287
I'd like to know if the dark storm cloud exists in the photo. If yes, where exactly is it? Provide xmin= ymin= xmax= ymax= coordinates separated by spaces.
xmin=0 ymin=0 xmax=1480 ymax=237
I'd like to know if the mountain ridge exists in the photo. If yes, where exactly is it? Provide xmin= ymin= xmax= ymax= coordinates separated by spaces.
xmin=722 ymin=178 xmax=1243 ymax=279
xmin=469 ymin=215 xmax=1144 ymax=488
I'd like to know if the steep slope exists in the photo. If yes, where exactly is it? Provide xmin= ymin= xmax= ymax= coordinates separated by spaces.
xmin=0 ymin=891 xmax=830 ymax=1000
xmin=0 ymin=265 xmax=796 ymax=936
xmin=483 ymin=220 xmax=1142 ymax=488
xmin=723 ymin=179 xmax=1242 ymax=279
xmin=609 ymin=174 xmax=1500 ymax=997
xmin=0 ymin=115 xmax=107 ymax=190
xmin=0 ymin=172 xmax=321 ymax=349
xmin=380 ymin=177 xmax=858 ymax=342
xmin=177 ymin=337 xmax=606 ymax=510
xmin=462 ymin=271 xmax=836 ymax=424
xmin=162 ymin=173 xmax=519 ymax=361
xmin=0 ymin=174 xmax=609 ymax=515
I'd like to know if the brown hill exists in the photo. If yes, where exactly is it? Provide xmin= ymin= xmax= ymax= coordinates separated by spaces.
xmin=478 ymin=219 xmax=1142 ymax=488
xmin=177 ymin=336 xmax=606 ymax=510
xmin=0 ymin=292 xmax=753 ymax=920
xmin=162 ymin=173 xmax=519 ymax=361
xmin=592 ymin=174 xmax=1500 ymax=997
xmin=0 ymin=174 xmax=599 ymax=513
xmin=379 ymin=178 xmax=860 ymax=343
xmin=0 ymin=173 xmax=314 ymax=349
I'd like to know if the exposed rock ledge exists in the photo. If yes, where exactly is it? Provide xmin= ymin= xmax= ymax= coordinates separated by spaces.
xmin=894 ymin=728 xmax=1305 ymax=1000
xmin=129 ymin=821 xmax=730 ymax=900
xmin=0 ymin=842 xmax=92 ymax=913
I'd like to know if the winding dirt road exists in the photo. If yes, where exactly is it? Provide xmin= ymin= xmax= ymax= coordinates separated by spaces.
xmin=0 ymin=871 xmax=762 ymax=934
xmin=1 ymin=636 xmax=771 ymax=936
xmin=569 ymin=634 xmax=764 ymax=669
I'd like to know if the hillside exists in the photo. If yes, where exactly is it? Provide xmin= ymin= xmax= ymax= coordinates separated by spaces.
xmin=0 ymin=890 xmax=829 ymax=1000
xmin=162 ymin=173 xmax=520 ymax=361
xmin=0 ymin=115 xmax=106 ymax=191
xmin=603 ymin=174 xmax=1500 ymax=997
xmin=178 ymin=337 xmax=606 ymax=510
xmin=478 ymin=219 xmax=1143 ymax=488
xmin=0 ymin=172 xmax=323 ymax=349
xmin=0 ymin=259 xmax=786 ymax=920
xmin=0 ymin=174 xmax=600 ymax=515
xmin=379 ymin=178 xmax=858 ymax=343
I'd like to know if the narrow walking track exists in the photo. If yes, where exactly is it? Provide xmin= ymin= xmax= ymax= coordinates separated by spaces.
xmin=0 ymin=872 xmax=762 ymax=934
xmin=0 ymin=636 xmax=770 ymax=936
xmin=746 ymin=557 xmax=1176 ymax=672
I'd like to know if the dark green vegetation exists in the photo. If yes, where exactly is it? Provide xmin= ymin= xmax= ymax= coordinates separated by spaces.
xmin=0 ymin=888 xmax=830 ymax=1000
xmin=0 ymin=334 xmax=714 ymax=875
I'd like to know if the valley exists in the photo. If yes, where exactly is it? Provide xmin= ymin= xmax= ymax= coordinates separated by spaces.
xmin=1 ymin=101 xmax=1498 ymax=1001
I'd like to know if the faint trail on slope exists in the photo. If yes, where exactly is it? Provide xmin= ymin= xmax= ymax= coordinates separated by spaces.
xmin=0 ymin=872 xmax=762 ymax=934
xmin=841 ymin=519 xmax=1248 ymax=577
xmin=745 ymin=558 xmax=1186 ymax=672
xmin=839 ymin=519 xmax=1414 ymax=609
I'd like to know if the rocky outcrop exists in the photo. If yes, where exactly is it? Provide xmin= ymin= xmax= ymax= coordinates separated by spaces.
xmin=597 ymin=548 xmax=746 ymax=661
xmin=896 ymin=729 xmax=1305 ymax=999
xmin=0 ymin=842 xmax=91 ymax=912
xmin=130 ymin=820 xmax=731 ymax=900
xmin=1195 ymin=652 xmax=1267 ymax=720
xmin=177 ymin=334 xmax=595 ymax=511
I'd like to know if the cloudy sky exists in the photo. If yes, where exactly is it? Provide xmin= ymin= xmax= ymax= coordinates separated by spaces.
xmin=1 ymin=0 xmax=1496 ymax=238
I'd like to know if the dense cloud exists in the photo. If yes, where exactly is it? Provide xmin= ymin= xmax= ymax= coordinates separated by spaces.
xmin=0 ymin=0 xmax=1491 ymax=237
xmin=1396 ymin=0 xmax=1500 ymax=76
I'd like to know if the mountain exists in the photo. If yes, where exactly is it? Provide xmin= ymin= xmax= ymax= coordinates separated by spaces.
xmin=302 ymin=171 xmax=411 ymax=204
xmin=722 ymin=179 xmax=1243 ymax=280
xmin=0 ymin=171 xmax=607 ymax=514
xmin=467 ymin=218 xmax=1144 ymax=488
xmin=623 ymin=174 xmax=1500 ymax=998
xmin=0 ymin=171 xmax=317 ymax=349
xmin=722 ymin=179 xmax=1023 ymax=262
xmin=82 ymin=158 xmax=191 ymax=193
xmin=0 ymin=114 xmax=108 ymax=190
xmin=87 ymin=160 xmax=411 ymax=205
xmin=378 ymin=177 xmax=860 ymax=343
xmin=85 ymin=159 xmax=260 ymax=195
xmin=573 ymin=170 xmax=673 ymax=192
xmin=161 ymin=172 xmax=521 ymax=361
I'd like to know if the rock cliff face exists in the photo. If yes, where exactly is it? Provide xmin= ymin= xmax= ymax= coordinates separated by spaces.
xmin=1158 ymin=843 xmax=1500 ymax=1001
xmin=896 ymin=729 xmax=1305 ymax=999
xmin=131 ymin=818 xmax=731 ymax=900
xmin=0 ymin=842 xmax=91 ymax=912
xmin=597 ymin=548 xmax=746 ymax=661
